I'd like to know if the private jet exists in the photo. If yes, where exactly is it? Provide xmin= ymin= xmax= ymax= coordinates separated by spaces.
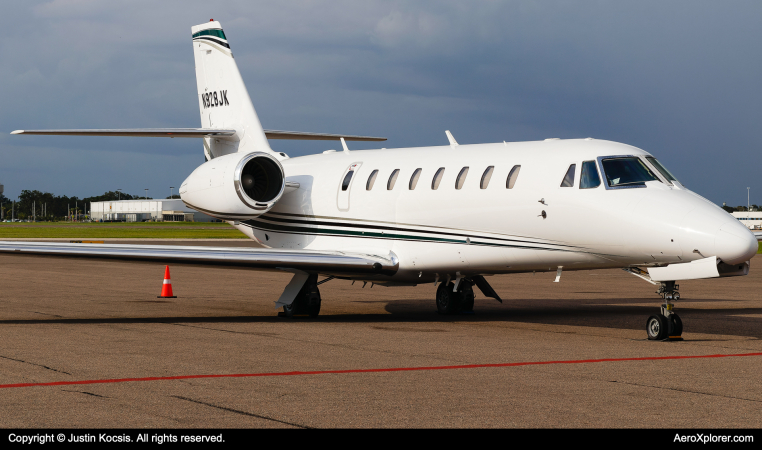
xmin=6 ymin=20 xmax=758 ymax=341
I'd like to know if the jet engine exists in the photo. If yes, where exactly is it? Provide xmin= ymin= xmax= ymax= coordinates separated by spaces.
xmin=179 ymin=151 xmax=285 ymax=220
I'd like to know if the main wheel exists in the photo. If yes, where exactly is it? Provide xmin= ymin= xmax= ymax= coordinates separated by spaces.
xmin=670 ymin=313 xmax=683 ymax=337
xmin=460 ymin=284 xmax=475 ymax=312
xmin=283 ymin=301 xmax=299 ymax=317
xmin=283 ymin=282 xmax=321 ymax=318
xmin=646 ymin=315 xmax=668 ymax=340
xmin=436 ymin=282 xmax=459 ymax=315
xmin=307 ymin=291 xmax=321 ymax=317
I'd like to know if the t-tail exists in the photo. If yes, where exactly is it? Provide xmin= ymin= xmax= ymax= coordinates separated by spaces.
xmin=10 ymin=21 xmax=386 ymax=149
xmin=192 ymin=21 xmax=272 ymax=160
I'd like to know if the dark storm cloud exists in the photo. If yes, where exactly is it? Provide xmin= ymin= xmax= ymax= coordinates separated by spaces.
xmin=1 ymin=1 xmax=760 ymax=206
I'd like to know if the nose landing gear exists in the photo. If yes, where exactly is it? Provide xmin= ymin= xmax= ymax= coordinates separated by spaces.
xmin=647 ymin=281 xmax=683 ymax=341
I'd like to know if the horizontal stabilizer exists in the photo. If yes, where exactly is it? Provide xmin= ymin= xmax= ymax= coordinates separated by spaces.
xmin=11 ymin=129 xmax=386 ymax=141
xmin=263 ymin=130 xmax=386 ymax=141
xmin=11 ymin=129 xmax=235 ymax=138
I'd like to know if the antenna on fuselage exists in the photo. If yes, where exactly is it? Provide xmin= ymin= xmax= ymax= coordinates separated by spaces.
xmin=445 ymin=130 xmax=458 ymax=148
xmin=340 ymin=137 xmax=350 ymax=153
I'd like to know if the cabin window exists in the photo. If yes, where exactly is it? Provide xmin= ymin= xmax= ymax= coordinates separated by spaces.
xmin=561 ymin=164 xmax=576 ymax=187
xmin=455 ymin=167 xmax=469 ymax=190
xmin=646 ymin=156 xmax=679 ymax=183
xmin=432 ymin=167 xmax=445 ymax=190
xmin=580 ymin=161 xmax=601 ymax=189
xmin=409 ymin=168 xmax=422 ymax=190
xmin=506 ymin=165 xmax=521 ymax=189
xmin=480 ymin=166 xmax=494 ymax=189
xmin=341 ymin=171 xmax=354 ymax=191
xmin=387 ymin=169 xmax=400 ymax=190
xmin=601 ymin=157 xmax=660 ymax=188
xmin=366 ymin=170 xmax=378 ymax=190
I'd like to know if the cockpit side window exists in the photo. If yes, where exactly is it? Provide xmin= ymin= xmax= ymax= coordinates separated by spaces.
xmin=560 ymin=164 xmax=576 ymax=187
xmin=601 ymin=157 xmax=660 ymax=188
xmin=646 ymin=156 xmax=679 ymax=183
xmin=579 ymin=160 xmax=601 ymax=189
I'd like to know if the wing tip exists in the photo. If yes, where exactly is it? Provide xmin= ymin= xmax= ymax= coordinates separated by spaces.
xmin=10 ymin=130 xmax=23 ymax=135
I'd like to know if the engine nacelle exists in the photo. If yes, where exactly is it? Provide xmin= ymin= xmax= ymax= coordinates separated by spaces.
xmin=180 ymin=151 xmax=285 ymax=220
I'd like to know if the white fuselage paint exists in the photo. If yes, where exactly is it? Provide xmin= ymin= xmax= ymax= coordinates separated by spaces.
xmin=228 ymin=138 xmax=758 ymax=283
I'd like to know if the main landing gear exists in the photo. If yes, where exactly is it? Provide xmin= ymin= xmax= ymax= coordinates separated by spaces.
xmin=436 ymin=279 xmax=475 ymax=315
xmin=282 ymin=274 xmax=321 ymax=318
xmin=646 ymin=281 xmax=683 ymax=341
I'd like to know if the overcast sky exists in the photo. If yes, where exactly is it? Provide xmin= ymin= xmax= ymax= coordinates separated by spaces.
xmin=1 ymin=1 xmax=761 ymax=206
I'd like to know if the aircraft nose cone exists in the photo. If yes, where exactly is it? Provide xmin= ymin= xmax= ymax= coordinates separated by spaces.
xmin=715 ymin=221 xmax=758 ymax=265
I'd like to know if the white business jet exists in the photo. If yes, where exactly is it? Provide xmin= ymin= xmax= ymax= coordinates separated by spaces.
xmin=6 ymin=21 xmax=758 ymax=340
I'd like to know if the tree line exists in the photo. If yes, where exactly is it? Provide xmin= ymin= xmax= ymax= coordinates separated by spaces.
xmin=722 ymin=204 xmax=761 ymax=213
xmin=0 ymin=189 xmax=755 ymax=221
xmin=0 ymin=190 xmax=141 ymax=220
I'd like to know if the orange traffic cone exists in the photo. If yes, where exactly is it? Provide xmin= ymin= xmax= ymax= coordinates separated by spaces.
xmin=158 ymin=265 xmax=177 ymax=298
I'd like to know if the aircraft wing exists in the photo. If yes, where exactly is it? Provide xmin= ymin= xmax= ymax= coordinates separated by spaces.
xmin=11 ymin=129 xmax=386 ymax=141
xmin=753 ymin=231 xmax=762 ymax=241
xmin=0 ymin=241 xmax=398 ymax=276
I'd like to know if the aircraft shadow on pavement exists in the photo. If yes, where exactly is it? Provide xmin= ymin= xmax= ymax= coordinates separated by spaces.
xmin=384 ymin=298 xmax=762 ymax=339
xmin=1 ymin=297 xmax=760 ymax=338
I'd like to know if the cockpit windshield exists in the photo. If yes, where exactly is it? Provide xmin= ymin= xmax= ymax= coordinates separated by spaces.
xmin=601 ymin=157 xmax=660 ymax=188
xmin=646 ymin=156 xmax=679 ymax=183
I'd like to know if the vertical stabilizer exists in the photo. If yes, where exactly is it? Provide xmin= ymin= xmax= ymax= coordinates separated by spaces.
xmin=191 ymin=21 xmax=273 ymax=159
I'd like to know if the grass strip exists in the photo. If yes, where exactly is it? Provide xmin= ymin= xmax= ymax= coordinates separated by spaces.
xmin=0 ymin=224 xmax=247 ymax=239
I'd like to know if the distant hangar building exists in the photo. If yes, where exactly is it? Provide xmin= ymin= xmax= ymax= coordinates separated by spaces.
xmin=89 ymin=199 xmax=217 ymax=222
xmin=731 ymin=211 xmax=762 ymax=230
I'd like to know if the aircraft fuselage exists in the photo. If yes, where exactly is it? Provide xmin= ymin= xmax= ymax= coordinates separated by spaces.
xmin=231 ymin=138 xmax=757 ymax=283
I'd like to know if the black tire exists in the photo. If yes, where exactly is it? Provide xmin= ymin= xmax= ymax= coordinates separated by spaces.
xmin=436 ymin=282 xmax=459 ymax=315
xmin=307 ymin=291 xmax=321 ymax=317
xmin=646 ymin=315 xmax=668 ymax=340
xmin=670 ymin=314 xmax=683 ymax=337
xmin=460 ymin=284 xmax=475 ymax=312
xmin=283 ymin=282 xmax=321 ymax=318
xmin=283 ymin=301 xmax=298 ymax=317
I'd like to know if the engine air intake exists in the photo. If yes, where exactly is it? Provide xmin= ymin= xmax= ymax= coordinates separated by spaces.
xmin=240 ymin=156 xmax=283 ymax=203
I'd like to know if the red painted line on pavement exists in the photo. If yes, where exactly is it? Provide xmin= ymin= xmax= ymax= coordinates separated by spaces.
xmin=2 ymin=352 xmax=761 ymax=390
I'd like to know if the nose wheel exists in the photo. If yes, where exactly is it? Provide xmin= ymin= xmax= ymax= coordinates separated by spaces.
xmin=647 ymin=281 xmax=683 ymax=341
xmin=646 ymin=312 xmax=682 ymax=340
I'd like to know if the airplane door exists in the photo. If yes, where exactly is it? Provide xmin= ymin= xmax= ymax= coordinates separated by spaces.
xmin=337 ymin=162 xmax=362 ymax=211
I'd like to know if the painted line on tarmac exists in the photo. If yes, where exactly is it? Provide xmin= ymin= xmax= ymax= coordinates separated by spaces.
xmin=2 ymin=352 xmax=760 ymax=390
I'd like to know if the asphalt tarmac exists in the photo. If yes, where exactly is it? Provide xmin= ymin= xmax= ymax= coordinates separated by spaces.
xmin=0 ymin=241 xmax=760 ymax=428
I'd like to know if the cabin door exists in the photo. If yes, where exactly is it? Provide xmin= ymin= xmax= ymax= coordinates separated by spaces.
xmin=337 ymin=162 xmax=362 ymax=211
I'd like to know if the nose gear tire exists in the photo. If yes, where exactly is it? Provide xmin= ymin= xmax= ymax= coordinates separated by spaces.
xmin=670 ymin=313 xmax=682 ymax=337
xmin=646 ymin=315 xmax=668 ymax=340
